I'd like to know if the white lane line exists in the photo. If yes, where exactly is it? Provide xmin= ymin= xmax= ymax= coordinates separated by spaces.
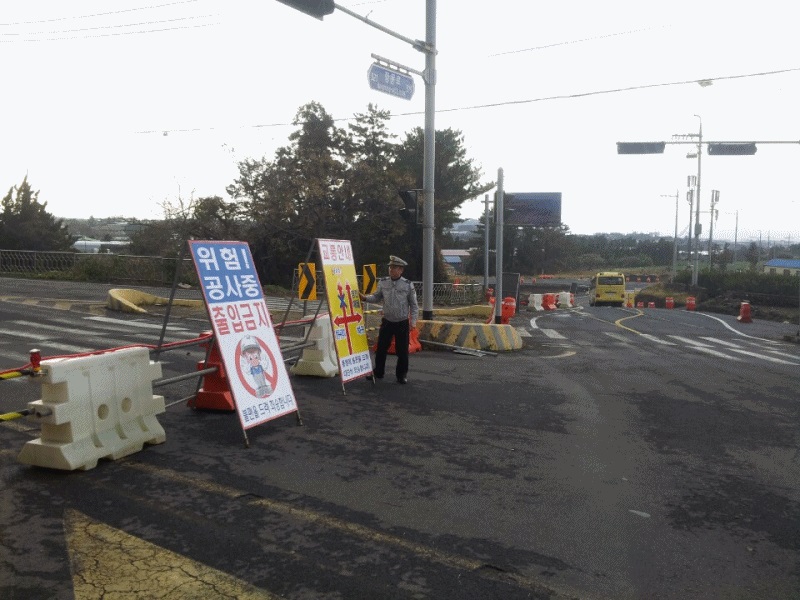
xmin=691 ymin=312 xmax=781 ymax=342
xmin=516 ymin=327 xmax=532 ymax=338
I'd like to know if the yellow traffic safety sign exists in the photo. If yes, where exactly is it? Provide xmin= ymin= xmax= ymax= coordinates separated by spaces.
xmin=298 ymin=263 xmax=317 ymax=301
xmin=362 ymin=264 xmax=377 ymax=295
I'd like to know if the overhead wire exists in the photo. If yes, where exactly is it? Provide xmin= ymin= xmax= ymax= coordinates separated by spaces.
xmin=139 ymin=65 xmax=800 ymax=136
xmin=488 ymin=25 xmax=669 ymax=57
xmin=0 ymin=0 xmax=202 ymax=26
xmin=0 ymin=0 xmax=216 ymax=42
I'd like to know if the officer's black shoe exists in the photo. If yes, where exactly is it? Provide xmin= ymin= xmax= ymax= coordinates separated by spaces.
xmin=397 ymin=377 xmax=408 ymax=384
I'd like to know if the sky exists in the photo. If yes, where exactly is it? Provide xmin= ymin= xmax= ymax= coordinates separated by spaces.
xmin=2 ymin=0 xmax=800 ymax=244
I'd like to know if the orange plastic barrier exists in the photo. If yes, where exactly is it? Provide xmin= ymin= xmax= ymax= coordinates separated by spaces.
xmin=373 ymin=320 xmax=422 ymax=354
xmin=542 ymin=293 xmax=557 ymax=311
xmin=665 ymin=297 xmax=674 ymax=309
xmin=737 ymin=301 xmax=752 ymax=323
xmin=686 ymin=297 xmax=696 ymax=311
xmin=501 ymin=297 xmax=516 ymax=324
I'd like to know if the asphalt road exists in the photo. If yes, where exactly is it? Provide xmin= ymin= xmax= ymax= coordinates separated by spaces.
xmin=1 ymin=278 xmax=799 ymax=599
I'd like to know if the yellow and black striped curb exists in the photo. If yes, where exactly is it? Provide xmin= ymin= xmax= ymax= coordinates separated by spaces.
xmin=106 ymin=289 xmax=204 ymax=314
xmin=417 ymin=320 xmax=523 ymax=352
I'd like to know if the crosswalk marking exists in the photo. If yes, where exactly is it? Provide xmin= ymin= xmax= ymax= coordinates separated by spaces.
xmin=640 ymin=333 xmax=677 ymax=345
xmin=540 ymin=329 xmax=566 ymax=339
xmin=668 ymin=335 xmax=712 ymax=347
xmin=9 ymin=320 xmax=188 ymax=343
xmin=667 ymin=335 xmax=744 ymax=360
xmin=603 ymin=332 xmax=632 ymax=343
xmin=700 ymin=336 xmax=743 ymax=348
xmin=727 ymin=348 xmax=800 ymax=365
xmin=85 ymin=316 xmax=194 ymax=333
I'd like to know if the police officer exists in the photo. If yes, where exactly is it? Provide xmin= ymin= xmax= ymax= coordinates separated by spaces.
xmin=359 ymin=255 xmax=419 ymax=384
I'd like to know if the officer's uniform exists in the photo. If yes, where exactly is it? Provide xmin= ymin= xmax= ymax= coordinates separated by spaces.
xmin=362 ymin=255 xmax=419 ymax=383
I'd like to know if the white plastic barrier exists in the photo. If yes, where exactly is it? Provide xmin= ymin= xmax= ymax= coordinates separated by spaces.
xmin=290 ymin=314 xmax=339 ymax=377
xmin=557 ymin=291 xmax=576 ymax=308
xmin=528 ymin=294 xmax=544 ymax=311
xmin=17 ymin=346 xmax=166 ymax=471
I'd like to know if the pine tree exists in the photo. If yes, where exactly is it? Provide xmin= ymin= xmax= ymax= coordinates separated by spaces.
xmin=0 ymin=176 xmax=74 ymax=251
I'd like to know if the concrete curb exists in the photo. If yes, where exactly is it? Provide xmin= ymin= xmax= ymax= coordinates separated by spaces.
xmin=423 ymin=305 xmax=522 ymax=352
xmin=417 ymin=320 xmax=523 ymax=352
xmin=106 ymin=289 xmax=203 ymax=314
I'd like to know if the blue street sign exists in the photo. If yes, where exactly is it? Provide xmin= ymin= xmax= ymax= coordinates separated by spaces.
xmin=368 ymin=63 xmax=415 ymax=100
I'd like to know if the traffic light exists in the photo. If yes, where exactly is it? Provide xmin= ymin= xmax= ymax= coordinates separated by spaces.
xmin=276 ymin=0 xmax=335 ymax=20
xmin=707 ymin=143 xmax=757 ymax=155
xmin=398 ymin=190 xmax=422 ymax=224
xmin=616 ymin=142 xmax=666 ymax=154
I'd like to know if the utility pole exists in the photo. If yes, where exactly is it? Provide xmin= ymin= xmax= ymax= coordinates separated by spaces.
xmin=494 ymin=168 xmax=504 ymax=324
xmin=686 ymin=185 xmax=695 ymax=272
xmin=708 ymin=190 xmax=720 ymax=270
xmin=661 ymin=190 xmax=679 ymax=280
xmin=692 ymin=115 xmax=702 ymax=286
xmin=483 ymin=193 xmax=489 ymax=293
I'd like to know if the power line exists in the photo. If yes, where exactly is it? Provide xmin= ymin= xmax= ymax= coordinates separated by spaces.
xmin=0 ymin=14 xmax=217 ymax=40
xmin=0 ymin=0 xmax=201 ymax=27
xmin=420 ymin=66 xmax=800 ymax=116
xmin=488 ymin=25 xmax=669 ymax=57
xmin=0 ymin=21 xmax=218 ymax=43
xmin=138 ymin=65 xmax=800 ymax=136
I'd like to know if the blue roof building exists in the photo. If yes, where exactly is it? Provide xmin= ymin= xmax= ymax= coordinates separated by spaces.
xmin=763 ymin=258 xmax=800 ymax=276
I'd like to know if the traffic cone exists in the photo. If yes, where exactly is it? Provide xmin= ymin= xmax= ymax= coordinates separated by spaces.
xmin=192 ymin=334 xmax=236 ymax=411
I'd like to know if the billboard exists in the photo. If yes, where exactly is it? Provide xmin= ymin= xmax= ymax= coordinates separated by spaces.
xmin=503 ymin=192 xmax=562 ymax=227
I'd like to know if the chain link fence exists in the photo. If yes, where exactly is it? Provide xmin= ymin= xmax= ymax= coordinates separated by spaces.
xmin=0 ymin=250 xmax=485 ymax=306
xmin=0 ymin=250 xmax=197 ymax=287
xmin=290 ymin=267 xmax=485 ymax=306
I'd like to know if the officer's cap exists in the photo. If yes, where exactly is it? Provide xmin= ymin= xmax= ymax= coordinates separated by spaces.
xmin=241 ymin=336 xmax=260 ymax=352
xmin=388 ymin=255 xmax=408 ymax=267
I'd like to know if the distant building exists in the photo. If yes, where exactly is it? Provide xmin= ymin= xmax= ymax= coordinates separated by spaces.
xmin=763 ymin=258 xmax=800 ymax=276
xmin=441 ymin=249 xmax=471 ymax=274
xmin=72 ymin=237 xmax=131 ymax=254
xmin=448 ymin=219 xmax=480 ymax=241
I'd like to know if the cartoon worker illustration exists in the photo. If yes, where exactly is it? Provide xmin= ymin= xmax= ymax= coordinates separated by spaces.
xmin=241 ymin=335 xmax=273 ymax=397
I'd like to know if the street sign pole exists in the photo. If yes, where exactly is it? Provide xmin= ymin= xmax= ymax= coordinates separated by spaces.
xmin=421 ymin=0 xmax=436 ymax=320
xmin=277 ymin=0 xmax=437 ymax=320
